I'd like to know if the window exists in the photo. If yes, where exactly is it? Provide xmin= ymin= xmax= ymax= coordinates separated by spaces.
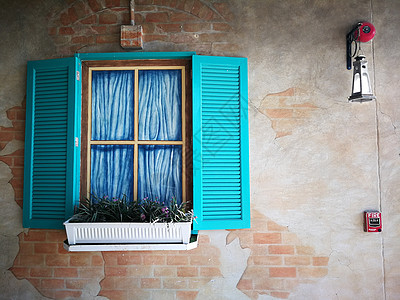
xmin=23 ymin=52 xmax=250 ymax=231
xmin=81 ymin=60 xmax=192 ymax=205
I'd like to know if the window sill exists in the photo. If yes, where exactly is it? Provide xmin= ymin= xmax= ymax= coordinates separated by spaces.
xmin=63 ymin=234 xmax=198 ymax=252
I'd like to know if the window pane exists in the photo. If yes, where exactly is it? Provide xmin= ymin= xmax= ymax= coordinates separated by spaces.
xmin=138 ymin=70 xmax=182 ymax=141
xmin=92 ymin=70 xmax=135 ymax=140
xmin=138 ymin=145 xmax=182 ymax=204
xmin=91 ymin=145 xmax=134 ymax=200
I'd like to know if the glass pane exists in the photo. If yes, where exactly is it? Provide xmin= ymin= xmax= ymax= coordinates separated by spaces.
xmin=92 ymin=70 xmax=135 ymax=140
xmin=138 ymin=70 xmax=182 ymax=141
xmin=138 ymin=145 xmax=182 ymax=204
xmin=91 ymin=145 xmax=134 ymax=201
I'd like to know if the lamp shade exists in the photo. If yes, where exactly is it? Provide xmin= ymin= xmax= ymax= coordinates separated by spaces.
xmin=349 ymin=55 xmax=376 ymax=102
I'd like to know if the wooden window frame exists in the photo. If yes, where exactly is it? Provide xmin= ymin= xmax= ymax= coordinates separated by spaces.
xmin=80 ymin=59 xmax=192 ymax=204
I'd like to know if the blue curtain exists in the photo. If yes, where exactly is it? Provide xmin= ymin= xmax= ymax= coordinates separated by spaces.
xmin=138 ymin=70 xmax=182 ymax=141
xmin=91 ymin=145 xmax=134 ymax=200
xmin=92 ymin=70 xmax=135 ymax=140
xmin=138 ymin=145 xmax=182 ymax=204
xmin=90 ymin=69 xmax=182 ymax=204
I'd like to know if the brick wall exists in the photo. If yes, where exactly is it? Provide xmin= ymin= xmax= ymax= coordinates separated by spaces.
xmin=2 ymin=1 xmax=329 ymax=299
xmin=48 ymin=0 xmax=239 ymax=57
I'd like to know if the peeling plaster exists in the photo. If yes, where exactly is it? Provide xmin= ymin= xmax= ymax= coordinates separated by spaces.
xmin=196 ymin=230 xmax=251 ymax=300
xmin=0 ymin=161 xmax=45 ymax=299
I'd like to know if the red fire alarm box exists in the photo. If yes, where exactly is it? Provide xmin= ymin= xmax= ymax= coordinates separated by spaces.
xmin=364 ymin=211 xmax=382 ymax=232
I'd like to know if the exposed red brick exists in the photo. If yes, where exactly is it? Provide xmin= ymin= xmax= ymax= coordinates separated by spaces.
xmin=33 ymin=243 xmax=57 ymax=254
xmin=117 ymin=254 xmax=141 ymax=265
xmin=199 ymin=267 xmax=222 ymax=277
xmin=190 ymin=0 xmax=202 ymax=15
xmin=146 ymin=12 xmax=169 ymax=23
xmin=100 ymin=277 xmax=115 ymax=289
xmin=190 ymin=255 xmax=219 ymax=266
xmin=136 ymin=0 xmax=154 ymax=5
xmin=170 ymin=12 xmax=198 ymax=22
xmin=269 ymin=267 xmax=296 ymax=278
xmin=10 ymin=267 xmax=30 ymax=278
xmin=18 ymin=254 xmax=45 ymax=267
xmin=72 ymin=1 xmax=89 ymax=19
xmin=96 ymin=34 xmax=120 ymax=43
xmin=0 ymin=156 xmax=13 ymax=165
xmin=167 ymin=255 xmax=188 ymax=266
xmin=46 ymin=255 xmax=69 ymax=267
xmin=251 ymin=255 xmax=282 ymax=266
xmin=269 ymin=245 xmax=294 ymax=255
xmin=79 ymin=267 xmax=104 ymax=278
xmin=80 ymin=15 xmax=97 ymax=24
xmin=141 ymin=278 xmax=161 ymax=288
xmin=0 ymin=132 xmax=15 ymax=142
xmin=105 ymin=266 xmax=128 ymax=277
xmin=254 ymin=233 xmax=281 ymax=244
xmin=69 ymin=254 xmax=91 ymax=266
xmin=143 ymin=255 xmax=165 ymax=265
xmin=30 ymin=267 xmax=53 ymax=278
xmin=88 ymin=0 xmax=103 ymax=12
xmin=153 ymin=266 xmax=176 ymax=277
xmin=91 ymin=25 xmax=108 ymax=34
xmin=54 ymin=267 xmax=78 ymax=278
xmin=106 ymin=0 xmax=121 ymax=8
xmin=284 ymin=256 xmax=311 ymax=266
xmin=46 ymin=230 xmax=66 ymax=242
xmin=41 ymin=279 xmax=65 ymax=289
xmin=92 ymin=255 xmax=104 ymax=266
xmin=59 ymin=27 xmax=75 ymax=35
xmin=176 ymin=290 xmax=199 ymax=300
xmin=119 ymin=11 xmax=131 ymax=24
xmin=197 ymin=5 xmax=214 ymax=20
xmin=66 ymin=279 xmax=91 ymax=290
xmin=313 ymin=256 xmax=329 ymax=266
xmin=162 ymin=278 xmax=188 ymax=289
xmin=296 ymin=245 xmax=315 ymax=255
xmin=99 ymin=12 xmax=118 ymax=24
xmin=177 ymin=266 xmax=198 ymax=277
xmin=108 ymin=25 xmax=122 ymax=34
xmin=114 ymin=277 xmax=139 ymax=289
xmin=60 ymin=8 xmax=78 ymax=25
xmin=236 ymin=278 xmax=253 ymax=290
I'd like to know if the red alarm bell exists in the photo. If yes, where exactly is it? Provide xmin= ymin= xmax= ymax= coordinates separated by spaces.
xmin=353 ymin=22 xmax=376 ymax=43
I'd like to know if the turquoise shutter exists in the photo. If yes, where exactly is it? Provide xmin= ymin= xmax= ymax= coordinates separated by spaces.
xmin=23 ymin=57 xmax=81 ymax=229
xmin=192 ymin=55 xmax=250 ymax=230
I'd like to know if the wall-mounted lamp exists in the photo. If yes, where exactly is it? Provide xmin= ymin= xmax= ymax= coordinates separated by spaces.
xmin=346 ymin=22 xmax=376 ymax=102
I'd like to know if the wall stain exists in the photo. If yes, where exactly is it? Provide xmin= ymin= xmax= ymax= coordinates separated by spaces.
xmin=257 ymin=87 xmax=318 ymax=138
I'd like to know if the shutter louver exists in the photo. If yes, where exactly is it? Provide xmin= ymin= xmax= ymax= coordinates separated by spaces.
xmin=23 ymin=57 xmax=81 ymax=229
xmin=193 ymin=55 xmax=250 ymax=230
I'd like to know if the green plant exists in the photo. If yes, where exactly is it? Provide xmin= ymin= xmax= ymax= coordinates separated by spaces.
xmin=69 ymin=195 xmax=194 ymax=223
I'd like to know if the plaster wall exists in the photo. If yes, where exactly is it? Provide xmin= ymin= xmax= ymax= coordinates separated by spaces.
xmin=0 ymin=0 xmax=399 ymax=299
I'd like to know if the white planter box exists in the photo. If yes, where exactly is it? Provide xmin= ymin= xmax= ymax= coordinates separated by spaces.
xmin=63 ymin=219 xmax=192 ymax=245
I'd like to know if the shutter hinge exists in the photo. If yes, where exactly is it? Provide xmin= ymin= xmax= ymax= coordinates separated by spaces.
xmin=76 ymin=71 xmax=80 ymax=81
xmin=75 ymin=137 xmax=79 ymax=147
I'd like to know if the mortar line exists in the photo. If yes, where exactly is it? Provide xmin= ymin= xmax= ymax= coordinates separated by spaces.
xmin=370 ymin=1 xmax=386 ymax=299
